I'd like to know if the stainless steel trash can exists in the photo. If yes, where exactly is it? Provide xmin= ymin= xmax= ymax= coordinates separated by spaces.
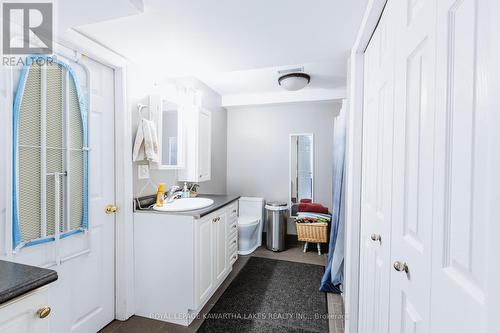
xmin=266 ymin=202 xmax=288 ymax=251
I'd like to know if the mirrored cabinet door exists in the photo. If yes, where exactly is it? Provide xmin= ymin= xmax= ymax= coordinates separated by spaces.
xmin=160 ymin=100 xmax=180 ymax=166
xmin=150 ymin=95 xmax=184 ymax=169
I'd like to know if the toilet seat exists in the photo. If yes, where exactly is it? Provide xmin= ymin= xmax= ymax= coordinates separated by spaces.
xmin=238 ymin=216 xmax=259 ymax=226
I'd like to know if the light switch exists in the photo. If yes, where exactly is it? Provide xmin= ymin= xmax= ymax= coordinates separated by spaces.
xmin=138 ymin=164 xmax=150 ymax=179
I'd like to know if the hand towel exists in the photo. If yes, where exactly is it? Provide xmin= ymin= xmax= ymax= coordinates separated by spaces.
xmin=132 ymin=119 xmax=159 ymax=162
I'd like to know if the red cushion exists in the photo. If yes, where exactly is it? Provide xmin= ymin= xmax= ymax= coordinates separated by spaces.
xmin=298 ymin=203 xmax=329 ymax=214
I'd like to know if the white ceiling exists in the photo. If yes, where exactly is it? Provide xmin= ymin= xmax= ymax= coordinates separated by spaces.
xmin=56 ymin=0 xmax=143 ymax=32
xmin=75 ymin=0 xmax=367 ymax=105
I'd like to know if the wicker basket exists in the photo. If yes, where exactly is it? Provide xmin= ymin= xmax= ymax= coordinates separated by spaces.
xmin=296 ymin=222 xmax=328 ymax=243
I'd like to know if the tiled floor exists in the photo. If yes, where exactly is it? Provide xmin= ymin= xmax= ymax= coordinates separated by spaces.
xmin=99 ymin=244 xmax=345 ymax=333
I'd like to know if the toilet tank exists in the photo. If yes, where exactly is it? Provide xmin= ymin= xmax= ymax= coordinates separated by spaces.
xmin=238 ymin=197 xmax=264 ymax=221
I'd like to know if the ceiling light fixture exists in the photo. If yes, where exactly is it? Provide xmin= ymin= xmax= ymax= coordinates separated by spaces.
xmin=278 ymin=73 xmax=311 ymax=91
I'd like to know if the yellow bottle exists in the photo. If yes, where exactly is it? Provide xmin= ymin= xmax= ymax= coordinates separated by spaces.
xmin=156 ymin=183 xmax=165 ymax=207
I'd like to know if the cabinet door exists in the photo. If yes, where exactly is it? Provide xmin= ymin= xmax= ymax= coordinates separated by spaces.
xmin=198 ymin=108 xmax=211 ymax=182
xmin=195 ymin=216 xmax=214 ymax=306
xmin=214 ymin=212 xmax=227 ymax=284
xmin=0 ymin=287 xmax=50 ymax=333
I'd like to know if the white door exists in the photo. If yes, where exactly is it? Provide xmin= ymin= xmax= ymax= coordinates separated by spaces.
xmin=359 ymin=0 xmax=499 ymax=332
xmin=8 ymin=50 xmax=115 ymax=333
xmin=358 ymin=3 xmax=395 ymax=332
xmin=430 ymin=0 xmax=498 ymax=331
xmin=388 ymin=0 xmax=437 ymax=331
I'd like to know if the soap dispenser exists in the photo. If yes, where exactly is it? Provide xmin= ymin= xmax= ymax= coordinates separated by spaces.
xmin=156 ymin=183 xmax=165 ymax=207
xmin=182 ymin=182 xmax=190 ymax=198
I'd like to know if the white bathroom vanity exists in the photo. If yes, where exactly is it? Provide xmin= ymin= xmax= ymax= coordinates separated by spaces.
xmin=133 ymin=195 xmax=239 ymax=326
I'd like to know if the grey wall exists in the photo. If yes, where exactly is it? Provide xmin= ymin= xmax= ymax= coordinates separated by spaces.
xmin=226 ymin=101 xmax=341 ymax=233
xmin=130 ymin=71 xmax=227 ymax=197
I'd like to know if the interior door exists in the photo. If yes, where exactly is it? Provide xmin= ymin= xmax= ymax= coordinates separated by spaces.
xmin=430 ymin=0 xmax=497 ymax=331
xmin=358 ymin=3 xmax=395 ymax=332
xmin=389 ymin=0 xmax=437 ymax=331
xmin=359 ymin=1 xmax=498 ymax=331
xmin=10 ymin=51 xmax=116 ymax=333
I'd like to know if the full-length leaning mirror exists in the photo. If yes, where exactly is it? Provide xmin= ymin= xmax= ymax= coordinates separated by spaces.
xmin=289 ymin=133 xmax=314 ymax=216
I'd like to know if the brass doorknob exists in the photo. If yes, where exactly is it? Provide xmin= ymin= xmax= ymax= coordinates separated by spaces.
xmin=105 ymin=204 xmax=118 ymax=214
xmin=393 ymin=261 xmax=409 ymax=273
xmin=371 ymin=234 xmax=381 ymax=242
xmin=37 ymin=306 xmax=51 ymax=319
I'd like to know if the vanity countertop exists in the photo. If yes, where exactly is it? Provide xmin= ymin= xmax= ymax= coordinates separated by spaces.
xmin=134 ymin=194 xmax=240 ymax=219
xmin=0 ymin=260 xmax=58 ymax=305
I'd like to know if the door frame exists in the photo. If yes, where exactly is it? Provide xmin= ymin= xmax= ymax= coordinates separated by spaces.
xmin=343 ymin=1 xmax=387 ymax=333
xmin=0 ymin=28 xmax=135 ymax=321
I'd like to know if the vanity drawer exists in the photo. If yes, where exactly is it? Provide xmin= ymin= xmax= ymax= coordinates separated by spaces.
xmin=228 ymin=235 xmax=238 ymax=250
xmin=228 ymin=222 xmax=238 ymax=238
xmin=228 ymin=202 xmax=238 ymax=218
xmin=229 ymin=252 xmax=238 ymax=265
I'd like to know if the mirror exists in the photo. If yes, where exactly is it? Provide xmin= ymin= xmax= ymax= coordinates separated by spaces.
xmin=161 ymin=100 xmax=179 ymax=166
xmin=151 ymin=96 xmax=183 ymax=169
xmin=289 ymin=134 xmax=314 ymax=216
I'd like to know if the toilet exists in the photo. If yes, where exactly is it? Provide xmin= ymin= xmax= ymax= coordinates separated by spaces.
xmin=237 ymin=197 xmax=264 ymax=255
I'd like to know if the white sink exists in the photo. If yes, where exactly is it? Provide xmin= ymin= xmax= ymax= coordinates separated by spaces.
xmin=153 ymin=198 xmax=215 ymax=212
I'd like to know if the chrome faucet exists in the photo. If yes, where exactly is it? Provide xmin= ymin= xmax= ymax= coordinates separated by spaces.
xmin=165 ymin=185 xmax=183 ymax=203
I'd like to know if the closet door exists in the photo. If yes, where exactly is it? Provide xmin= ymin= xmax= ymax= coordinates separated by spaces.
xmin=389 ymin=0 xmax=437 ymax=331
xmin=358 ymin=3 xmax=395 ymax=332
xmin=430 ymin=0 xmax=498 ymax=331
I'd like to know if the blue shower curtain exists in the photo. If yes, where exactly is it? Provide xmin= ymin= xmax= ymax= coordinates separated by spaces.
xmin=320 ymin=105 xmax=346 ymax=293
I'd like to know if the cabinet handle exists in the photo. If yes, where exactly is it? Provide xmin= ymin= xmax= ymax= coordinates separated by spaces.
xmin=393 ymin=261 xmax=409 ymax=273
xmin=232 ymin=240 xmax=237 ymax=244
xmin=232 ymin=209 xmax=237 ymax=214
xmin=37 ymin=306 xmax=51 ymax=319
xmin=371 ymin=234 xmax=381 ymax=243
xmin=232 ymin=224 xmax=237 ymax=229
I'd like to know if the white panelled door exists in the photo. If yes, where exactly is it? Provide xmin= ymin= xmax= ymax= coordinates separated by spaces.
xmin=359 ymin=0 xmax=498 ymax=332
xmin=431 ymin=0 xmax=497 ymax=331
xmin=12 ymin=51 xmax=115 ymax=333
xmin=358 ymin=3 xmax=395 ymax=332
xmin=389 ymin=0 xmax=436 ymax=331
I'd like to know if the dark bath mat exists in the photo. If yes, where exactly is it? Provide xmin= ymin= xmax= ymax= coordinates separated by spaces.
xmin=197 ymin=257 xmax=328 ymax=333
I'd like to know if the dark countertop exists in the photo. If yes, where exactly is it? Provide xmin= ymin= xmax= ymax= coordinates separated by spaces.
xmin=134 ymin=194 xmax=240 ymax=219
xmin=0 ymin=260 xmax=58 ymax=305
